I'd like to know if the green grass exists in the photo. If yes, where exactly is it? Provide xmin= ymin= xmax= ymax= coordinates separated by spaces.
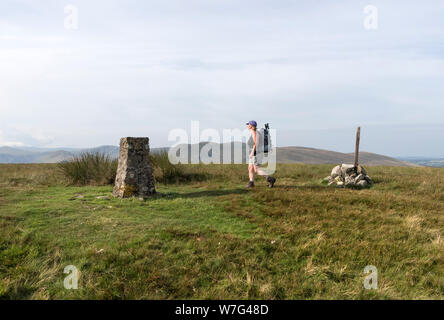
xmin=0 ymin=163 xmax=443 ymax=299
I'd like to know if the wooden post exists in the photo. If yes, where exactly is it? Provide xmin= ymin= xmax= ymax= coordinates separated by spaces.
xmin=354 ymin=126 xmax=361 ymax=168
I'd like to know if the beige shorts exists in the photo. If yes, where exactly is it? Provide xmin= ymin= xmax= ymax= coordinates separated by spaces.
xmin=249 ymin=154 xmax=263 ymax=166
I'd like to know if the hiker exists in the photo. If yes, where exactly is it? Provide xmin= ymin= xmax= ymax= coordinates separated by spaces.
xmin=246 ymin=120 xmax=276 ymax=188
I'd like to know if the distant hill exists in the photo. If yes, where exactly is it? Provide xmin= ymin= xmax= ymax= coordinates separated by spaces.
xmin=33 ymin=150 xmax=75 ymax=163
xmin=397 ymin=157 xmax=444 ymax=168
xmin=80 ymin=145 xmax=120 ymax=159
xmin=0 ymin=146 xmax=118 ymax=164
xmin=0 ymin=144 xmax=418 ymax=167
xmin=277 ymin=146 xmax=418 ymax=167
xmin=169 ymin=143 xmax=417 ymax=167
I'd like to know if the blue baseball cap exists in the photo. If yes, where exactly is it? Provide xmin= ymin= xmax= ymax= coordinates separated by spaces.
xmin=246 ymin=120 xmax=257 ymax=127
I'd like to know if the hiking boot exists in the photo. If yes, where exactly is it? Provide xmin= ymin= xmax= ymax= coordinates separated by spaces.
xmin=267 ymin=176 xmax=276 ymax=188
xmin=246 ymin=181 xmax=255 ymax=188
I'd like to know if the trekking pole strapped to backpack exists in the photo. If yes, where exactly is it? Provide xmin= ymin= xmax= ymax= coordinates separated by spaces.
xmin=260 ymin=123 xmax=272 ymax=153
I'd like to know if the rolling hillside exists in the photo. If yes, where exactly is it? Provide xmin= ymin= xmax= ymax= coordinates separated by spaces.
xmin=277 ymin=146 xmax=418 ymax=167
xmin=0 ymin=144 xmax=418 ymax=167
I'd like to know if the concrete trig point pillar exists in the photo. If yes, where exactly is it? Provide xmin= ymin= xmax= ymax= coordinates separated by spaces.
xmin=113 ymin=137 xmax=156 ymax=198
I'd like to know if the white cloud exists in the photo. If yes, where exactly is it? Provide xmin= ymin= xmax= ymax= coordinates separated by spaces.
xmin=0 ymin=0 xmax=443 ymax=155
xmin=0 ymin=130 xmax=25 ymax=147
xmin=0 ymin=127 xmax=54 ymax=147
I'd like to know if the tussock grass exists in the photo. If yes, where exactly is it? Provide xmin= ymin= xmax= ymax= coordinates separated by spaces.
xmin=56 ymin=150 xmax=212 ymax=186
xmin=150 ymin=151 xmax=210 ymax=184
xmin=58 ymin=152 xmax=117 ymax=186
xmin=0 ymin=163 xmax=443 ymax=299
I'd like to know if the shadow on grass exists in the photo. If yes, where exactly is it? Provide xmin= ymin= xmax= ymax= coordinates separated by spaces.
xmin=154 ymin=185 xmax=333 ymax=199
xmin=275 ymin=184 xmax=372 ymax=191
xmin=273 ymin=185 xmax=328 ymax=191
xmin=156 ymin=188 xmax=249 ymax=199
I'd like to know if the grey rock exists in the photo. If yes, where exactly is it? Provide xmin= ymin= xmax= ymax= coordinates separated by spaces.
xmin=357 ymin=180 xmax=368 ymax=187
xmin=331 ymin=165 xmax=342 ymax=178
xmin=345 ymin=175 xmax=355 ymax=186
xmin=364 ymin=175 xmax=373 ymax=185
xmin=325 ymin=164 xmax=373 ymax=188
xmin=113 ymin=137 xmax=156 ymax=199
xmin=341 ymin=164 xmax=355 ymax=176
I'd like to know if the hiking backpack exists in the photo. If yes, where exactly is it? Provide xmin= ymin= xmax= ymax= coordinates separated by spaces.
xmin=259 ymin=123 xmax=272 ymax=153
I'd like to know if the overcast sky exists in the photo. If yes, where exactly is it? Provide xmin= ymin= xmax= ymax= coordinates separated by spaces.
xmin=1 ymin=0 xmax=443 ymax=157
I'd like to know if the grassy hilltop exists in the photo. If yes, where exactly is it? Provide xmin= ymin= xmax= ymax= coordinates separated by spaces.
xmin=0 ymin=163 xmax=443 ymax=299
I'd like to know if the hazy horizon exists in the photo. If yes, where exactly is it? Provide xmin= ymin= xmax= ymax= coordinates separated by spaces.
xmin=1 ymin=1 xmax=443 ymax=157
xmin=2 ymin=139 xmax=443 ymax=159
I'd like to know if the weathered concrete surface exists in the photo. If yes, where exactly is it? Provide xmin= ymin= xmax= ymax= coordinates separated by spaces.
xmin=113 ymin=137 xmax=156 ymax=198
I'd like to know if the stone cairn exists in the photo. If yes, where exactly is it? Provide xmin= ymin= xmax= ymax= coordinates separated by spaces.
xmin=113 ymin=137 xmax=156 ymax=198
xmin=323 ymin=164 xmax=373 ymax=188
